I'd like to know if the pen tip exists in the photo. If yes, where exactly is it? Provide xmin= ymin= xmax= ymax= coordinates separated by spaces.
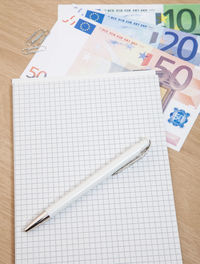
xmin=24 ymin=211 xmax=50 ymax=232
xmin=24 ymin=226 xmax=32 ymax=232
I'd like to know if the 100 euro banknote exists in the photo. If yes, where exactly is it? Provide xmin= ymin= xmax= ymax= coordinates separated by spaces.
xmin=64 ymin=6 xmax=200 ymax=66
xmin=21 ymin=16 xmax=200 ymax=151
xmin=58 ymin=4 xmax=200 ymax=35
xmin=58 ymin=4 xmax=163 ymax=26
xmin=156 ymin=4 xmax=200 ymax=35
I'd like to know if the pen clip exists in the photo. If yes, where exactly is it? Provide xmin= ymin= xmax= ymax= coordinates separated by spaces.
xmin=113 ymin=140 xmax=151 ymax=175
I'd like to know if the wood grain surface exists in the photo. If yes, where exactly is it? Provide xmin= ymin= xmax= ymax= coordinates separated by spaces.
xmin=0 ymin=0 xmax=199 ymax=263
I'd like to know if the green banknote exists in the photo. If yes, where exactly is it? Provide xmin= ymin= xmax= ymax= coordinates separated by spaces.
xmin=58 ymin=4 xmax=200 ymax=35
xmin=156 ymin=5 xmax=200 ymax=35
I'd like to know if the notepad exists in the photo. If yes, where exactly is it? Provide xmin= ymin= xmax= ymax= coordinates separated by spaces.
xmin=13 ymin=71 xmax=182 ymax=264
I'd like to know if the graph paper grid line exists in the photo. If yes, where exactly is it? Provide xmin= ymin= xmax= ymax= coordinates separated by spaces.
xmin=12 ymin=71 xmax=182 ymax=264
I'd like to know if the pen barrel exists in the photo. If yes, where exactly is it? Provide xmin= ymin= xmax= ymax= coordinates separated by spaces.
xmin=47 ymin=138 xmax=150 ymax=217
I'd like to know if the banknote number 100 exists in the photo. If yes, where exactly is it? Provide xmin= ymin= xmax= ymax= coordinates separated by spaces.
xmin=164 ymin=9 xmax=198 ymax=33
xmin=155 ymin=56 xmax=192 ymax=90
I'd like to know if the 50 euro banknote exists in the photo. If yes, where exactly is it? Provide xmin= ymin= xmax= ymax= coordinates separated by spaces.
xmin=21 ymin=16 xmax=200 ymax=151
xmin=63 ymin=6 xmax=200 ymax=66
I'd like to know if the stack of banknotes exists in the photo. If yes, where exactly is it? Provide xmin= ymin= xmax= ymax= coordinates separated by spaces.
xmin=22 ymin=4 xmax=200 ymax=151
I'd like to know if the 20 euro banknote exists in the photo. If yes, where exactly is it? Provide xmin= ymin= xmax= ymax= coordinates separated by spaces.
xmin=21 ymin=16 xmax=200 ymax=151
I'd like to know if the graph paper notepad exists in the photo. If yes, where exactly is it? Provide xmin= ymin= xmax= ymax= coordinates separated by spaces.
xmin=13 ymin=71 xmax=182 ymax=264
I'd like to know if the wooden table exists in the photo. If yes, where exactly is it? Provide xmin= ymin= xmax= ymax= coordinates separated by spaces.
xmin=0 ymin=1 xmax=199 ymax=263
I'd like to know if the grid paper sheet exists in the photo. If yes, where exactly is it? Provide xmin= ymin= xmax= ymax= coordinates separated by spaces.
xmin=13 ymin=71 xmax=182 ymax=264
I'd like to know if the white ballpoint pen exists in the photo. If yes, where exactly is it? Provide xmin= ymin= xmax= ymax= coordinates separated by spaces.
xmin=25 ymin=137 xmax=151 ymax=232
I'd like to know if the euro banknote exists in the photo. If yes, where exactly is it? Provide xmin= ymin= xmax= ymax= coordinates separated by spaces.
xmin=64 ymin=6 xmax=200 ymax=66
xmin=58 ymin=4 xmax=163 ymax=25
xmin=157 ymin=4 xmax=200 ymax=35
xmin=58 ymin=4 xmax=200 ymax=35
xmin=21 ymin=16 xmax=200 ymax=151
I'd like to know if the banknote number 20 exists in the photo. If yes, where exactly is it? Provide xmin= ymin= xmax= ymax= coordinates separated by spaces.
xmin=161 ymin=32 xmax=198 ymax=61
xmin=155 ymin=56 xmax=192 ymax=90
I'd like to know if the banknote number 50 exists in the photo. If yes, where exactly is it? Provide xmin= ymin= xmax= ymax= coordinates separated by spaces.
xmin=161 ymin=31 xmax=198 ymax=61
xmin=155 ymin=56 xmax=192 ymax=90
xmin=26 ymin=66 xmax=47 ymax=78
